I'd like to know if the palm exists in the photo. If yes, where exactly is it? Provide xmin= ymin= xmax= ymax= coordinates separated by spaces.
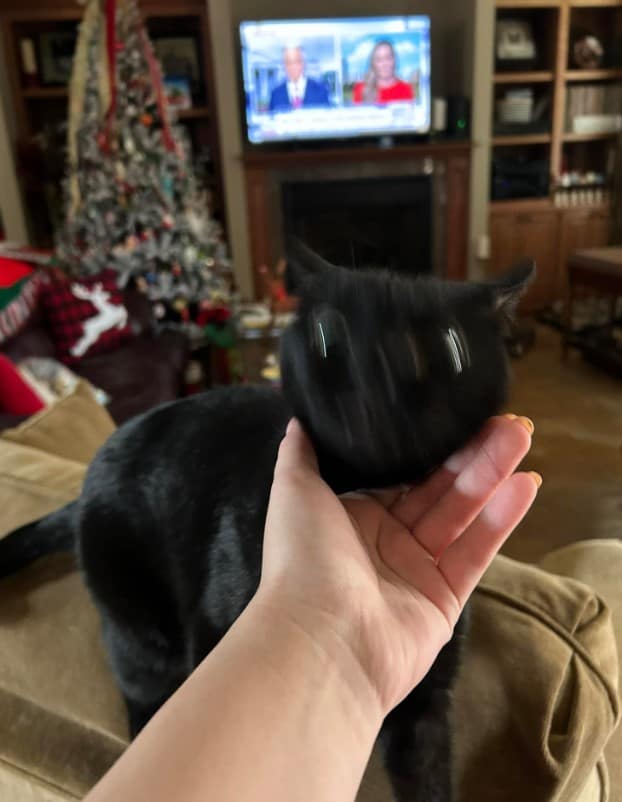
xmin=262 ymin=417 xmax=538 ymax=712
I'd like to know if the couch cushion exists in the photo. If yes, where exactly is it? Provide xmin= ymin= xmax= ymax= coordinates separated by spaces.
xmin=2 ymin=380 xmax=115 ymax=466
xmin=451 ymin=556 xmax=619 ymax=802
xmin=540 ymin=540 xmax=622 ymax=802
xmin=0 ymin=528 xmax=618 ymax=801
xmin=39 ymin=270 xmax=132 ymax=365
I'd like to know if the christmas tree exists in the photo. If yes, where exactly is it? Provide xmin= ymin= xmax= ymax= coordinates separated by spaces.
xmin=55 ymin=0 xmax=230 ymax=310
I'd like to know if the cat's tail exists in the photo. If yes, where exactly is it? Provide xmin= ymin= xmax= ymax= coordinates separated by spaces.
xmin=0 ymin=502 xmax=77 ymax=579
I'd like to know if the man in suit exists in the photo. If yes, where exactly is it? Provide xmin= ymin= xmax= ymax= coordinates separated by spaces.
xmin=269 ymin=46 xmax=330 ymax=112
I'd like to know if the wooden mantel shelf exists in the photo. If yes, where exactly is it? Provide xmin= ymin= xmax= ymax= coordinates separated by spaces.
xmin=241 ymin=140 xmax=472 ymax=169
xmin=243 ymin=141 xmax=472 ymax=297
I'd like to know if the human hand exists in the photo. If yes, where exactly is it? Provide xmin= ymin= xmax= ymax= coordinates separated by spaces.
xmin=256 ymin=416 xmax=539 ymax=717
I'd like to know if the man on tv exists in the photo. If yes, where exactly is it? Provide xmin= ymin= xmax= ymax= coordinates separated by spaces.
xmin=269 ymin=46 xmax=330 ymax=112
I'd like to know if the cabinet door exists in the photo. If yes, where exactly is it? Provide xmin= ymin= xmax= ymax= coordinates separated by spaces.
xmin=558 ymin=208 xmax=611 ymax=296
xmin=513 ymin=211 xmax=559 ymax=311
xmin=490 ymin=210 xmax=559 ymax=312
xmin=489 ymin=213 xmax=518 ymax=275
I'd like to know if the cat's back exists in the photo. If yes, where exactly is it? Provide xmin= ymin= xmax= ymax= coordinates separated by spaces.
xmin=84 ymin=384 xmax=290 ymax=498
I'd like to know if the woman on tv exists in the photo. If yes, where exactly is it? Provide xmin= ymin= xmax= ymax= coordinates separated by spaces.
xmin=353 ymin=40 xmax=415 ymax=104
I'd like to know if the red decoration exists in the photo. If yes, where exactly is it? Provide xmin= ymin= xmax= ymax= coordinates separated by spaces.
xmin=101 ymin=0 xmax=118 ymax=153
xmin=0 ymin=354 xmax=45 ymax=416
xmin=259 ymin=260 xmax=298 ymax=315
xmin=196 ymin=304 xmax=230 ymax=327
xmin=140 ymin=28 xmax=176 ymax=152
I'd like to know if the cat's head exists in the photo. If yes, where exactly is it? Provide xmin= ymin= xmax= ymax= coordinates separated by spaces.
xmin=279 ymin=242 xmax=534 ymax=489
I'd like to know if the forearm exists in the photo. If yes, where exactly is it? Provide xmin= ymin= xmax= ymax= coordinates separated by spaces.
xmin=85 ymin=601 xmax=383 ymax=802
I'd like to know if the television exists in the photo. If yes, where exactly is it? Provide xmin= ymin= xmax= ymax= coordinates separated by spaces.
xmin=239 ymin=16 xmax=431 ymax=145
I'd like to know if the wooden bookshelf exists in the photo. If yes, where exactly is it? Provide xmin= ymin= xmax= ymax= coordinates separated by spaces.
xmin=0 ymin=0 xmax=226 ymax=246
xmin=563 ymin=130 xmax=621 ymax=141
xmin=22 ymin=86 xmax=68 ymax=99
xmin=494 ymin=70 xmax=555 ymax=83
xmin=565 ymin=68 xmax=622 ymax=80
xmin=475 ymin=0 xmax=622 ymax=313
xmin=493 ymin=133 xmax=552 ymax=145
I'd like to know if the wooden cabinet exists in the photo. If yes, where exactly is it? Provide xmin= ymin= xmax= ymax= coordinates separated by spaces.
xmin=557 ymin=207 xmax=611 ymax=296
xmin=490 ymin=208 xmax=559 ymax=311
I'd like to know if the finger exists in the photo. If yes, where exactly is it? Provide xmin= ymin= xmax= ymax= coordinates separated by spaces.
xmin=274 ymin=418 xmax=319 ymax=480
xmin=390 ymin=417 xmax=530 ymax=531
xmin=438 ymin=472 xmax=539 ymax=606
xmin=411 ymin=417 xmax=532 ymax=558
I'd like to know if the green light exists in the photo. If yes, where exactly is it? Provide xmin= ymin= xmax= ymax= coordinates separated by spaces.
xmin=458 ymin=119 xmax=466 ymax=129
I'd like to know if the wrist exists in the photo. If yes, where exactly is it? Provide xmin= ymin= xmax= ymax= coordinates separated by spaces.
xmin=242 ymin=593 xmax=385 ymax=732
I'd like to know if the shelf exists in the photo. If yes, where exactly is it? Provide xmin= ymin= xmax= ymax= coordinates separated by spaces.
xmin=177 ymin=106 xmax=209 ymax=120
xmin=490 ymin=198 xmax=555 ymax=212
xmin=22 ymin=86 xmax=68 ymax=99
xmin=493 ymin=133 xmax=552 ymax=145
xmin=495 ymin=0 xmax=562 ymax=7
xmin=565 ymin=69 xmax=622 ymax=82
xmin=494 ymin=71 xmax=554 ymax=84
xmin=563 ymin=131 xmax=620 ymax=142
xmin=569 ymin=0 xmax=622 ymax=7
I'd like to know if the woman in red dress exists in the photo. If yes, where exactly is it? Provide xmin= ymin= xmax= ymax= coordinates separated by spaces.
xmin=353 ymin=40 xmax=415 ymax=104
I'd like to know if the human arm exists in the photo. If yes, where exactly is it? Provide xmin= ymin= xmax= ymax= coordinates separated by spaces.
xmin=84 ymin=415 xmax=539 ymax=802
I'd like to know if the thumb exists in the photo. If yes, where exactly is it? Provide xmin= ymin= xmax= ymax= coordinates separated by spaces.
xmin=275 ymin=419 xmax=320 ymax=480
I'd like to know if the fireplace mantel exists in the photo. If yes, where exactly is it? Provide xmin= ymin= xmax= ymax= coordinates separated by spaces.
xmin=241 ymin=141 xmax=472 ymax=297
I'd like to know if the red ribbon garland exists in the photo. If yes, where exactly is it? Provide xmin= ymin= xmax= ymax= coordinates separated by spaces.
xmin=140 ymin=27 xmax=177 ymax=153
xmin=101 ymin=0 xmax=176 ymax=154
xmin=101 ymin=0 xmax=117 ymax=152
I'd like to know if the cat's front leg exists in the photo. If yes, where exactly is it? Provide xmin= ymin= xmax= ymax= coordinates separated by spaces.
xmin=378 ymin=609 xmax=469 ymax=802
xmin=380 ymin=683 xmax=453 ymax=802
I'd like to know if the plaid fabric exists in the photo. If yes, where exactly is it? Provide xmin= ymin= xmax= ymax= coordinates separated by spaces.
xmin=0 ymin=259 xmax=39 ymax=345
xmin=40 ymin=270 xmax=132 ymax=364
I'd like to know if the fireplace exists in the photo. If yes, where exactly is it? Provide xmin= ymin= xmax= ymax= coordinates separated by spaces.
xmin=282 ymin=175 xmax=434 ymax=275
xmin=242 ymin=143 xmax=471 ymax=297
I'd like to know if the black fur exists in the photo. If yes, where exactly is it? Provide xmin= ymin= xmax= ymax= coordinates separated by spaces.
xmin=0 ymin=248 xmax=534 ymax=801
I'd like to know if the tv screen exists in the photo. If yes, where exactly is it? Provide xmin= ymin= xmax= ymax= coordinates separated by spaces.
xmin=239 ymin=16 xmax=431 ymax=144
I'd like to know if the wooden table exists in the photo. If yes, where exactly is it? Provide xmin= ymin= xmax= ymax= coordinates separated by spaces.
xmin=564 ymin=247 xmax=622 ymax=358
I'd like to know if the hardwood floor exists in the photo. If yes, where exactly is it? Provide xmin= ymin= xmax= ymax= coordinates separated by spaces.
xmin=503 ymin=325 xmax=622 ymax=564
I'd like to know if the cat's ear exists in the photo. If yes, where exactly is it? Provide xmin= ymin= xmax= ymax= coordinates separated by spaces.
xmin=284 ymin=239 xmax=335 ymax=296
xmin=485 ymin=260 xmax=536 ymax=317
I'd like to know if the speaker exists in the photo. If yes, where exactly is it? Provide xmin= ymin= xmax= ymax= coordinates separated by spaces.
xmin=446 ymin=96 xmax=471 ymax=139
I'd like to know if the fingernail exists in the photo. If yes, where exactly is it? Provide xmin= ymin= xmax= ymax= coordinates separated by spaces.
xmin=529 ymin=471 xmax=543 ymax=489
xmin=517 ymin=416 xmax=535 ymax=435
xmin=286 ymin=418 xmax=296 ymax=434
xmin=503 ymin=413 xmax=517 ymax=420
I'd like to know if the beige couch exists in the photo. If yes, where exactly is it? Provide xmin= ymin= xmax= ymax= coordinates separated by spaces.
xmin=0 ymin=385 xmax=620 ymax=801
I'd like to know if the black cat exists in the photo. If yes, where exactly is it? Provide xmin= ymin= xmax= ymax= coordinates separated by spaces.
xmin=0 ymin=246 xmax=534 ymax=802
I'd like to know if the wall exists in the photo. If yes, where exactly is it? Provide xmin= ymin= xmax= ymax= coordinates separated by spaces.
xmin=469 ymin=0 xmax=494 ymax=280
xmin=208 ymin=0 xmax=476 ymax=296
xmin=0 ymin=42 xmax=28 ymax=242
